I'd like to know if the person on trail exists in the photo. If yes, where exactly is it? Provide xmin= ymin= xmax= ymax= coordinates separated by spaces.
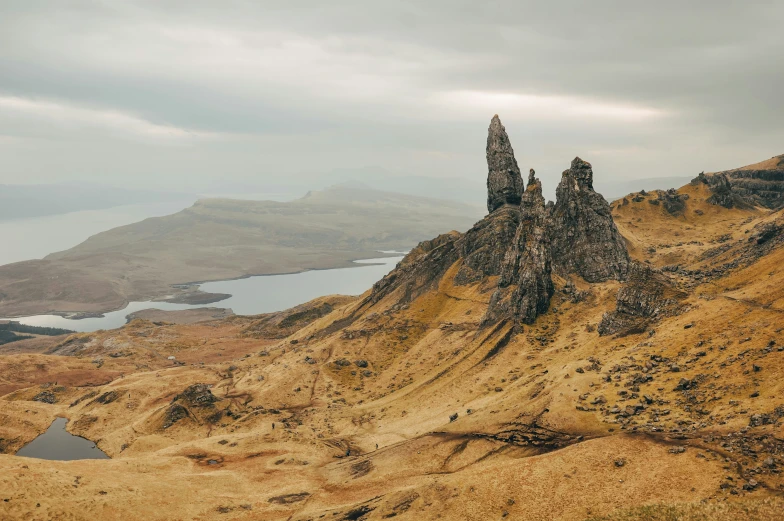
xmin=272 ymin=423 xmax=275 ymax=430
xmin=345 ymin=449 xmax=350 ymax=457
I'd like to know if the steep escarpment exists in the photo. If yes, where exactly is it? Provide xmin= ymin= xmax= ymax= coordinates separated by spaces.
xmin=695 ymin=155 xmax=784 ymax=209
xmin=368 ymin=117 xmax=631 ymax=329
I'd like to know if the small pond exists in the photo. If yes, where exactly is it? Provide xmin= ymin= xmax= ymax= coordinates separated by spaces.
xmin=15 ymin=417 xmax=109 ymax=461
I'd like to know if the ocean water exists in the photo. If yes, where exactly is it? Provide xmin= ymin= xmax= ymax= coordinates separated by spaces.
xmin=0 ymin=200 xmax=196 ymax=266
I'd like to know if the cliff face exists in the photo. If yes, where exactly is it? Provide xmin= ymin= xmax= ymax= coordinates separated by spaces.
xmin=485 ymin=172 xmax=553 ymax=325
xmin=454 ymin=206 xmax=520 ymax=286
xmin=696 ymin=155 xmax=784 ymax=209
xmin=550 ymin=157 xmax=630 ymax=282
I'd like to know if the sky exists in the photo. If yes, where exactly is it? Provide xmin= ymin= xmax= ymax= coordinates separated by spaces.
xmin=1 ymin=1 xmax=782 ymax=196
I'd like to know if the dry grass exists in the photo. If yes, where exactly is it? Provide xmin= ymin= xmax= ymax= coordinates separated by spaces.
xmin=587 ymin=498 xmax=784 ymax=521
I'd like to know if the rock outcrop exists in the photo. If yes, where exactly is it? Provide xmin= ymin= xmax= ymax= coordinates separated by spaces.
xmin=693 ymin=172 xmax=752 ymax=209
xmin=486 ymin=115 xmax=524 ymax=213
xmin=161 ymin=383 xmax=221 ymax=429
xmin=550 ymin=157 xmax=630 ymax=282
xmin=361 ymin=117 xmax=632 ymax=330
xmin=598 ymin=263 xmax=687 ymax=336
xmin=363 ymin=231 xmax=462 ymax=308
xmin=454 ymin=206 xmax=520 ymax=285
xmin=485 ymin=171 xmax=554 ymax=325
xmin=655 ymin=189 xmax=690 ymax=216
xmin=693 ymin=155 xmax=784 ymax=209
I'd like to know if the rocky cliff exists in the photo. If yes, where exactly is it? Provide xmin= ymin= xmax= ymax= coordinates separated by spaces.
xmin=696 ymin=154 xmax=784 ymax=209
xmin=484 ymin=171 xmax=553 ymax=325
xmin=365 ymin=115 xmax=631 ymax=329
xmin=550 ymin=157 xmax=630 ymax=282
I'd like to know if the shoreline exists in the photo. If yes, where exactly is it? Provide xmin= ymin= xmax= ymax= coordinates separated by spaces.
xmin=0 ymin=252 xmax=406 ymax=322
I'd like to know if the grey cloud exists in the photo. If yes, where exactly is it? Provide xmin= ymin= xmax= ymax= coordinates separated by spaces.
xmin=0 ymin=0 xmax=781 ymax=193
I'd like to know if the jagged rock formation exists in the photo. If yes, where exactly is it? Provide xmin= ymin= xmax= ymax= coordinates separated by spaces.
xmin=550 ymin=157 xmax=630 ymax=282
xmin=484 ymin=171 xmax=554 ymax=325
xmin=652 ymin=189 xmax=690 ymax=216
xmin=486 ymin=115 xmax=524 ymax=213
xmin=363 ymin=119 xmax=633 ymax=330
xmin=693 ymin=172 xmax=752 ymax=209
xmin=598 ymin=262 xmax=687 ymax=336
xmin=693 ymin=155 xmax=784 ymax=209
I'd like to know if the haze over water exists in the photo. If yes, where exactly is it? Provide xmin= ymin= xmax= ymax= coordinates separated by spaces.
xmin=0 ymin=201 xmax=195 ymax=266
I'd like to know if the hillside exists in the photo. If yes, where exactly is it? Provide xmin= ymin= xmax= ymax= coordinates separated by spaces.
xmin=1 ymin=118 xmax=783 ymax=520
xmin=0 ymin=185 xmax=483 ymax=317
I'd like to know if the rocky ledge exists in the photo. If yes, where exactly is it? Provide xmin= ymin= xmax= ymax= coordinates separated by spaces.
xmin=694 ymin=154 xmax=784 ymax=209
xmin=598 ymin=262 xmax=687 ymax=337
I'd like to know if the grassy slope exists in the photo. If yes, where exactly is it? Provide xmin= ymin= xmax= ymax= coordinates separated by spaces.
xmin=1 ymin=181 xmax=783 ymax=520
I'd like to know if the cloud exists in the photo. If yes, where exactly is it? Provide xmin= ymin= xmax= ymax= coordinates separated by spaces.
xmin=0 ymin=95 xmax=220 ymax=143
xmin=0 ymin=1 xmax=781 ymax=188
xmin=434 ymin=91 xmax=667 ymax=122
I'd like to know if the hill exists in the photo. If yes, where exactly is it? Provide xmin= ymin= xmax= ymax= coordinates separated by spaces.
xmin=0 ymin=185 xmax=483 ymax=317
xmin=1 ymin=118 xmax=783 ymax=520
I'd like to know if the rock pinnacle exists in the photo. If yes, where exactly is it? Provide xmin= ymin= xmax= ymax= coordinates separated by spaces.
xmin=486 ymin=115 xmax=524 ymax=213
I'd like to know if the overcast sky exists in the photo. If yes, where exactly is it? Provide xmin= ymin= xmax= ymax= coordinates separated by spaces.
xmin=1 ymin=1 xmax=782 ymax=194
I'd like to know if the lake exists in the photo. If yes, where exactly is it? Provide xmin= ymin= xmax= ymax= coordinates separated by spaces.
xmin=4 ymin=255 xmax=403 ymax=332
xmin=15 ymin=417 xmax=109 ymax=461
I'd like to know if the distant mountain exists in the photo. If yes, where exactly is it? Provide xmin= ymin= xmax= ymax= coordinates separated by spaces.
xmin=0 ymin=183 xmax=189 ymax=221
xmin=201 ymin=166 xmax=485 ymax=205
xmin=316 ymin=167 xmax=484 ymax=205
xmin=595 ymin=175 xmax=694 ymax=201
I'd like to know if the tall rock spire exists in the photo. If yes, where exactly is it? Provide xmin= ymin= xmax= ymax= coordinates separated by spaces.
xmin=484 ymin=171 xmax=554 ymax=326
xmin=486 ymin=115 xmax=524 ymax=213
xmin=550 ymin=157 xmax=630 ymax=282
